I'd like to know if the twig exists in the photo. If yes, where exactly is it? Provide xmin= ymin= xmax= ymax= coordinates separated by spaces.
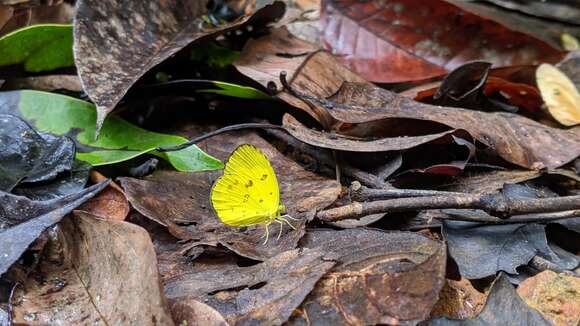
xmin=529 ymin=255 xmax=580 ymax=277
xmin=156 ymin=123 xmax=285 ymax=152
xmin=350 ymin=181 xmax=463 ymax=201
xmin=316 ymin=193 xmax=580 ymax=222
xmin=435 ymin=210 xmax=580 ymax=224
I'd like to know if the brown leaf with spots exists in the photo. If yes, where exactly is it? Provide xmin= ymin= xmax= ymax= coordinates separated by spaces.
xmin=74 ymin=0 xmax=285 ymax=131
xmin=160 ymin=247 xmax=335 ymax=326
xmin=289 ymin=228 xmax=447 ymax=325
xmin=11 ymin=212 xmax=174 ymax=326
xmin=120 ymin=131 xmax=341 ymax=260
xmin=320 ymin=0 xmax=564 ymax=82
xmin=517 ymin=270 xmax=580 ymax=326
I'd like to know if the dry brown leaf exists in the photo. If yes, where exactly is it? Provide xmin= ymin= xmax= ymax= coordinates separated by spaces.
xmin=537 ymin=63 xmax=580 ymax=126
xmin=120 ymin=131 xmax=341 ymax=260
xmin=169 ymin=299 xmax=229 ymax=326
xmin=431 ymin=278 xmax=487 ymax=320
xmin=517 ymin=270 xmax=580 ymax=326
xmin=291 ymin=228 xmax=446 ymax=325
xmin=12 ymin=212 xmax=174 ymax=325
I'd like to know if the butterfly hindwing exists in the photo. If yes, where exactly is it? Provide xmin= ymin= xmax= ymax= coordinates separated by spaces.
xmin=211 ymin=144 xmax=281 ymax=227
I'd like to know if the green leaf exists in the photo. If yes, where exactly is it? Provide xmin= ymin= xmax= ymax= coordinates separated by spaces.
xmin=190 ymin=41 xmax=240 ymax=68
xmin=0 ymin=24 xmax=74 ymax=73
xmin=197 ymin=81 xmax=271 ymax=99
xmin=0 ymin=90 xmax=223 ymax=172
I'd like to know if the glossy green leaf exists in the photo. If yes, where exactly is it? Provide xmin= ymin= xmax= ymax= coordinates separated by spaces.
xmin=0 ymin=90 xmax=223 ymax=171
xmin=0 ymin=24 xmax=74 ymax=73
xmin=197 ymin=80 xmax=271 ymax=99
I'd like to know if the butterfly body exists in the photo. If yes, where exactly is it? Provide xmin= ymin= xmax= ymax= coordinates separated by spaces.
xmin=211 ymin=144 xmax=295 ymax=243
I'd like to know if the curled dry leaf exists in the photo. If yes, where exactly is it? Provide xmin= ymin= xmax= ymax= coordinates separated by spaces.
xmin=11 ymin=212 xmax=174 ymax=325
xmin=320 ymin=0 xmax=563 ymax=82
xmin=162 ymin=248 xmax=335 ymax=326
xmin=290 ymin=228 xmax=446 ymax=325
xmin=120 ymin=131 xmax=341 ymax=260
xmin=517 ymin=270 xmax=580 ymax=326
xmin=431 ymin=274 xmax=550 ymax=325
xmin=74 ymin=0 xmax=285 ymax=130
xmin=0 ymin=181 xmax=107 ymax=276
xmin=536 ymin=63 xmax=580 ymax=126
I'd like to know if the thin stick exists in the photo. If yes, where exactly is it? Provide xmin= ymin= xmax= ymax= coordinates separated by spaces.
xmin=157 ymin=123 xmax=285 ymax=152
xmin=350 ymin=181 xmax=463 ymax=201
xmin=435 ymin=210 xmax=580 ymax=224
xmin=316 ymin=193 xmax=580 ymax=222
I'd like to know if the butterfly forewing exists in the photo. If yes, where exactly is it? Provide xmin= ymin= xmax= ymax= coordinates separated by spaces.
xmin=211 ymin=144 xmax=281 ymax=227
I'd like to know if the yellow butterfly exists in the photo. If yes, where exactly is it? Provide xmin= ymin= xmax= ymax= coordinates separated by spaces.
xmin=211 ymin=144 xmax=297 ymax=244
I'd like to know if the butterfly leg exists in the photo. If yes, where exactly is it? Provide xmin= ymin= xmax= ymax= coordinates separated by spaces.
xmin=275 ymin=220 xmax=284 ymax=240
xmin=282 ymin=214 xmax=300 ymax=221
xmin=277 ymin=216 xmax=296 ymax=230
xmin=262 ymin=222 xmax=272 ymax=245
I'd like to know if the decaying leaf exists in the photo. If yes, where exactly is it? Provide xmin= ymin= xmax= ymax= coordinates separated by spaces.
xmin=443 ymin=221 xmax=573 ymax=279
xmin=517 ymin=270 xmax=580 ymax=326
xmin=74 ymin=0 xmax=285 ymax=130
xmin=169 ymin=299 xmax=229 ymax=326
xmin=0 ymin=114 xmax=74 ymax=192
xmin=320 ymin=0 xmax=563 ymax=82
xmin=120 ymin=131 xmax=341 ymax=260
xmin=431 ymin=278 xmax=487 ymax=320
xmin=290 ymin=228 xmax=446 ymax=325
xmin=536 ymin=63 xmax=580 ymax=126
xmin=0 ymin=181 xmax=107 ymax=276
xmin=162 ymin=248 xmax=335 ymax=326
xmin=76 ymin=177 xmax=129 ymax=221
xmin=431 ymin=274 xmax=550 ymax=325
xmin=11 ymin=212 xmax=174 ymax=325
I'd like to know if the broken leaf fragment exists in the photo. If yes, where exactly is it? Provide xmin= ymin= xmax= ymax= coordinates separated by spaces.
xmin=537 ymin=63 xmax=580 ymax=126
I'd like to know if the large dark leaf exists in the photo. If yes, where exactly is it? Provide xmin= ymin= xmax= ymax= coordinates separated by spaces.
xmin=11 ymin=212 xmax=174 ymax=325
xmin=158 ymin=244 xmax=335 ymax=325
xmin=74 ymin=0 xmax=285 ymax=130
xmin=290 ymin=228 xmax=446 ymax=325
xmin=120 ymin=131 xmax=341 ymax=260
xmin=0 ymin=114 xmax=74 ymax=192
xmin=0 ymin=181 xmax=108 ymax=276
xmin=431 ymin=274 xmax=550 ymax=325
xmin=320 ymin=0 xmax=564 ymax=82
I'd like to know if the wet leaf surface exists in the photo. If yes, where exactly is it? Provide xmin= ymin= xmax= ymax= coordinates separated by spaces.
xmin=443 ymin=221 xmax=571 ymax=279
xmin=517 ymin=270 xmax=580 ymax=326
xmin=290 ymin=228 xmax=446 ymax=325
xmin=320 ymin=0 xmax=564 ymax=82
xmin=161 ymin=247 xmax=334 ymax=326
xmin=431 ymin=274 xmax=550 ymax=325
xmin=120 ymin=131 xmax=341 ymax=260
xmin=11 ymin=212 xmax=174 ymax=325
xmin=74 ymin=0 xmax=285 ymax=129
xmin=0 ymin=90 xmax=223 ymax=172
xmin=0 ymin=114 xmax=74 ymax=192
xmin=0 ymin=181 xmax=107 ymax=276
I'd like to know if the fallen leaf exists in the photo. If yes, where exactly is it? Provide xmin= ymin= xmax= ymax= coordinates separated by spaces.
xmin=479 ymin=0 xmax=580 ymax=25
xmin=536 ymin=63 xmax=580 ymax=126
xmin=169 ymin=299 xmax=229 ymax=326
xmin=0 ymin=24 xmax=73 ymax=74
xmin=162 ymin=248 xmax=335 ymax=326
xmin=431 ymin=274 xmax=550 ymax=325
xmin=76 ymin=179 xmax=129 ymax=221
xmin=517 ymin=270 xmax=580 ymax=326
xmin=283 ymin=113 xmax=470 ymax=152
xmin=0 ymin=181 xmax=108 ymax=276
xmin=320 ymin=0 xmax=563 ymax=82
xmin=0 ymin=90 xmax=223 ymax=172
xmin=443 ymin=221 xmax=571 ymax=279
xmin=74 ymin=0 xmax=285 ymax=130
xmin=431 ymin=278 xmax=486 ymax=320
xmin=11 ymin=212 xmax=174 ymax=325
xmin=290 ymin=228 xmax=446 ymax=325
xmin=1 ymin=75 xmax=82 ymax=92
xmin=120 ymin=131 xmax=341 ymax=260
xmin=439 ymin=170 xmax=544 ymax=194
xmin=0 ymin=114 xmax=74 ymax=192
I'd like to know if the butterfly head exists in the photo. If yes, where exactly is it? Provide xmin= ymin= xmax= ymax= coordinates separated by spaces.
xmin=277 ymin=204 xmax=286 ymax=216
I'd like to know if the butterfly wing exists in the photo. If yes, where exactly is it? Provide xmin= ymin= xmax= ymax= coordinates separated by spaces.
xmin=211 ymin=144 xmax=281 ymax=227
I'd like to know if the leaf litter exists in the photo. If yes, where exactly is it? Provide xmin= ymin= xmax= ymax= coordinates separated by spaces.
xmin=1 ymin=0 xmax=580 ymax=324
